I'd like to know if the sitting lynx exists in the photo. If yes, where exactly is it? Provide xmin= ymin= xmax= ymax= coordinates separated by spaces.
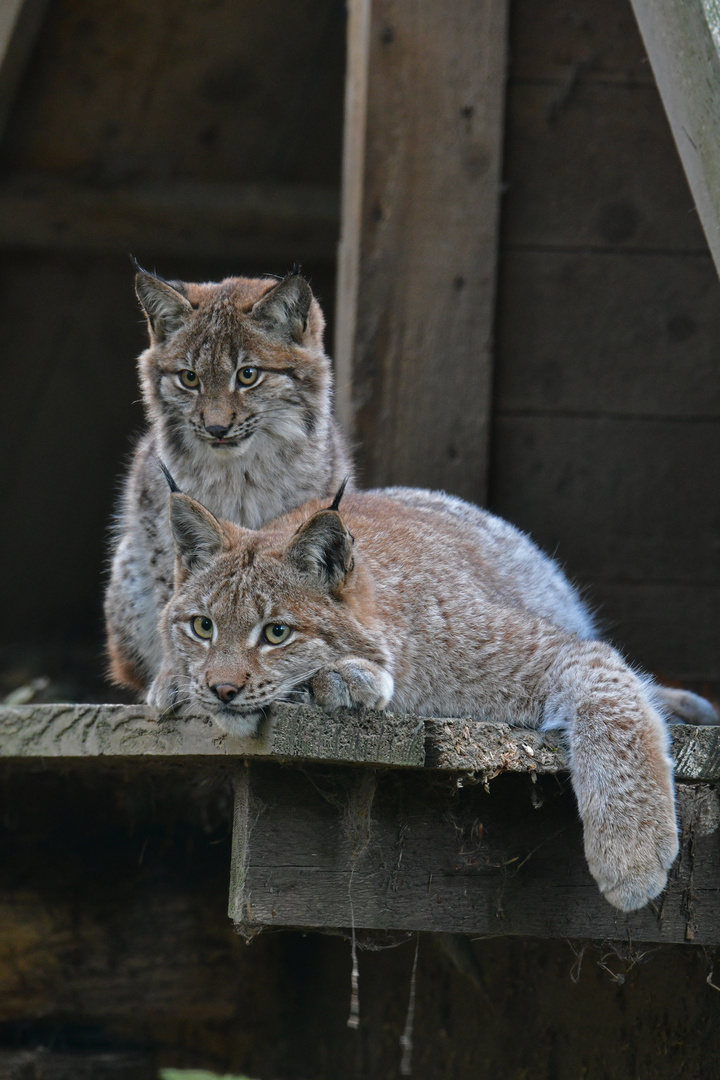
xmin=148 ymin=482 xmax=706 ymax=912
xmin=105 ymin=268 xmax=352 ymax=692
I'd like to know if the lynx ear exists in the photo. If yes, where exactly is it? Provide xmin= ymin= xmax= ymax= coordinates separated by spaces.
xmin=249 ymin=274 xmax=313 ymax=343
xmin=284 ymin=510 xmax=354 ymax=593
xmin=169 ymin=493 xmax=227 ymax=575
xmin=136 ymin=271 xmax=193 ymax=343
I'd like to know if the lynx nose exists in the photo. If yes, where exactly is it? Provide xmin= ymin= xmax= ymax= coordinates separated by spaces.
xmin=211 ymin=682 xmax=240 ymax=703
xmin=206 ymin=424 xmax=231 ymax=439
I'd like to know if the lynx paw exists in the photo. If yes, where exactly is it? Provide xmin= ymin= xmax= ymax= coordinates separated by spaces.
xmin=311 ymin=659 xmax=394 ymax=710
xmin=146 ymin=672 xmax=184 ymax=716
xmin=584 ymin=801 xmax=679 ymax=912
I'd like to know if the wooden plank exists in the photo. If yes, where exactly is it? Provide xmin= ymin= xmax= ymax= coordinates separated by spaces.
xmin=502 ymin=83 xmax=707 ymax=253
xmin=509 ymin=0 xmax=653 ymax=84
xmin=585 ymin=582 xmax=720 ymax=683
xmin=230 ymin=764 xmax=720 ymax=942
xmin=0 ymin=173 xmax=339 ymax=262
xmin=629 ymin=0 xmax=720 ymax=277
xmin=427 ymin=720 xmax=720 ymax=783
xmin=0 ymin=0 xmax=50 ymax=144
xmin=494 ymin=251 xmax=720 ymax=418
xmin=0 ymin=1051 xmax=155 ymax=1079
xmin=2 ymin=0 xmax=345 ymax=189
xmin=0 ymin=704 xmax=424 ymax=768
xmin=490 ymin=415 xmax=720 ymax=584
xmin=334 ymin=0 xmax=508 ymax=501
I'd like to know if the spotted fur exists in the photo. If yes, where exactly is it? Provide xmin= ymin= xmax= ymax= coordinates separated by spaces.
xmin=105 ymin=270 xmax=353 ymax=690
xmin=150 ymin=487 xmax=693 ymax=912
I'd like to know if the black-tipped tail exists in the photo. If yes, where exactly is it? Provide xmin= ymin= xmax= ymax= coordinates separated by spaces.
xmin=157 ymin=458 xmax=181 ymax=493
xmin=328 ymin=477 xmax=349 ymax=512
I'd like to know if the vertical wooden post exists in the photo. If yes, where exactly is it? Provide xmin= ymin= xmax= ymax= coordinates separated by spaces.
xmin=335 ymin=0 xmax=509 ymax=502
xmin=0 ymin=0 xmax=50 ymax=143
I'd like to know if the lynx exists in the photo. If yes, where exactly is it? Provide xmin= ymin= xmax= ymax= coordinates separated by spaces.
xmin=105 ymin=269 xmax=352 ymax=691
xmin=148 ymin=483 xmax=714 ymax=911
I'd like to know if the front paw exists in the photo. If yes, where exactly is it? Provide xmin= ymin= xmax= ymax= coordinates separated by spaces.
xmin=146 ymin=672 xmax=183 ymax=716
xmin=583 ymin=797 xmax=679 ymax=912
xmin=310 ymin=659 xmax=394 ymax=710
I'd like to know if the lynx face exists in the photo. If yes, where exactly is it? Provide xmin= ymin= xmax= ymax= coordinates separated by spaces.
xmin=150 ymin=492 xmax=389 ymax=736
xmin=136 ymin=271 xmax=330 ymax=464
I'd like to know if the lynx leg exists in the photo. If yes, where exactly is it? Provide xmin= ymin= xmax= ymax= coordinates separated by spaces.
xmin=545 ymin=641 xmax=679 ymax=912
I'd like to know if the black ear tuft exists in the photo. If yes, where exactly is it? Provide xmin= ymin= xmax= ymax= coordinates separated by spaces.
xmin=249 ymin=273 xmax=313 ymax=343
xmin=328 ymin=477 xmax=349 ymax=512
xmin=284 ymin=509 xmax=354 ymax=592
xmin=157 ymin=459 xmax=181 ymax=493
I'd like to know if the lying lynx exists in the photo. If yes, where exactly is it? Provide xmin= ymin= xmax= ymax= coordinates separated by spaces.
xmin=105 ymin=268 xmax=352 ymax=692
xmin=147 ymin=483 xmax=705 ymax=911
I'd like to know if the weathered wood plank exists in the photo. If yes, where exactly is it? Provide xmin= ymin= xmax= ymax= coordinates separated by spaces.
xmin=427 ymin=720 xmax=720 ymax=783
xmin=0 ymin=704 xmax=424 ymax=768
xmin=494 ymin=251 xmax=720 ymax=418
xmin=230 ymin=765 xmax=720 ymax=942
xmin=584 ymin=582 xmax=720 ymax=683
xmin=0 ymin=0 xmax=50 ymax=144
xmin=490 ymin=415 xmax=720 ymax=584
xmin=502 ymin=83 xmax=707 ymax=253
xmin=629 ymin=0 xmax=720 ymax=276
xmin=0 ymin=174 xmax=339 ymax=262
xmin=335 ymin=0 xmax=508 ymax=501
xmin=510 ymin=0 xmax=653 ymax=84
xmin=0 ymin=1051 xmax=155 ymax=1079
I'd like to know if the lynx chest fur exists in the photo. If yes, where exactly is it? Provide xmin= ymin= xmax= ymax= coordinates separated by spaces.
xmin=105 ymin=270 xmax=352 ymax=692
xmin=150 ymin=486 xmax=686 ymax=913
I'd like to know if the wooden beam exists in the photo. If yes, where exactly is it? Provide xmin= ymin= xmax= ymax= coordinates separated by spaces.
xmin=334 ymin=0 xmax=509 ymax=502
xmin=629 ymin=0 xmax=720 ymax=276
xmin=230 ymin=764 xmax=720 ymax=944
xmin=0 ymin=0 xmax=49 ymax=143
xmin=0 ymin=703 xmax=424 ymax=768
xmin=0 ymin=173 xmax=339 ymax=263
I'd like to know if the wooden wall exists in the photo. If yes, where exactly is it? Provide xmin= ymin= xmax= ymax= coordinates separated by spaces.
xmin=491 ymin=0 xmax=720 ymax=688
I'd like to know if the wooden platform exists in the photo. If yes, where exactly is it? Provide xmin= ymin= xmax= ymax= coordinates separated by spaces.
xmin=2 ymin=704 xmax=719 ymax=947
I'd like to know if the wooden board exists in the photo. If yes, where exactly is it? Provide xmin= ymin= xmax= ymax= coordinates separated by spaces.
xmin=494 ymin=251 xmax=720 ymax=418
xmin=0 ymin=174 xmax=339 ymax=262
xmin=629 ymin=0 xmax=720 ymax=276
xmin=334 ymin=0 xmax=508 ymax=502
xmin=502 ymin=83 xmax=707 ymax=253
xmin=0 ymin=1052 xmax=155 ymax=1079
xmin=230 ymin=764 xmax=720 ymax=943
xmin=490 ymin=414 xmax=720 ymax=584
xmin=585 ymin=582 xmax=720 ymax=683
xmin=510 ymin=0 xmax=653 ymax=84
xmin=0 ymin=704 xmax=424 ymax=768
xmin=0 ymin=0 xmax=50 ymax=143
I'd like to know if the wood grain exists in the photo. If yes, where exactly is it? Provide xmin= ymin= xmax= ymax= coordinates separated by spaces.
xmin=0 ymin=703 xmax=425 ymax=768
xmin=230 ymin=764 xmax=720 ymax=942
xmin=629 ymin=0 xmax=720 ymax=276
xmin=494 ymin=251 xmax=720 ymax=418
xmin=502 ymin=83 xmax=707 ymax=254
xmin=0 ymin=173 xmax=339 ymax=262
xmin=335 ymin=0 xmax=509 ymax=501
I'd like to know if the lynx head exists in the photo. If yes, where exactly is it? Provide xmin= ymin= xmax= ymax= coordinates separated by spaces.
xmin=135 ymin=267 xmax=331 ymax=462
xmin=153 ymin=487 xmax=379 ymax=736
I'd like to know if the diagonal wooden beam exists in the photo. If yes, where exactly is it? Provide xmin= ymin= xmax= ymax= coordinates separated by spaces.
xmin=630 ymin=0 xmax=720 ymax=276
xmin=0 ymin=0 xmax=50 ymax=144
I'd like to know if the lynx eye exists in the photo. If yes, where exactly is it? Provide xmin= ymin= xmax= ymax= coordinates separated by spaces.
xmin=179 ymin=369 xmax=200 ymax=390
xmin=237 ymin=366 xmax=259 ymax=387
xmin=190 ymin=615 xmax=214 ymax=640
xmin=263 ymin=623 xmax=291 ymax=645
